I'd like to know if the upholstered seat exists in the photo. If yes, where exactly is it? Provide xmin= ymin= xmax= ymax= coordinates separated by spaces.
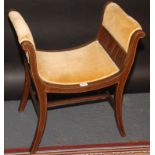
xmin=36 ymin=41 xmax=119 ymax=85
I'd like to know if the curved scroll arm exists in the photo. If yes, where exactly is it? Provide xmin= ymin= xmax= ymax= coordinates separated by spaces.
xmin=8 ymin=10 xmax=36 ymax=49
xmin=100 ymin=1 xmax=143 ymax=53
xmin=8 ymin=10 xmax=43 ymax=86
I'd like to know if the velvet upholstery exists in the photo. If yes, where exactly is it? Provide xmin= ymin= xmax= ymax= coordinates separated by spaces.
xmin=5 ymin=2 xmax=148 ymax=98
xmin=36 ymin=41 xmax=119 ymax=85
xmin=103 ymin=2 xmax=142 ymax=52
xmin=8 ymin=11 xmax=35 ymax=49
xmin=8 ymin=9 xmax=120 ymax=85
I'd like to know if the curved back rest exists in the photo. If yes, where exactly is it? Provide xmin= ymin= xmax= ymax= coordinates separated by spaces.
xmin=102 ymin=2 xmax=142 ymax=52
xmin=8 ymin=10 xmax=36 ymax=49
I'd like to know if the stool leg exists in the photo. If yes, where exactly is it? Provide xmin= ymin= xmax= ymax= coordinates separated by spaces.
xmin=18 ymin=63 xmax=30 ymax=112
xmin=114 ymin=82 xmax=126 ymax=137
xmin=30 ymin=92 xmax=47 ymax=153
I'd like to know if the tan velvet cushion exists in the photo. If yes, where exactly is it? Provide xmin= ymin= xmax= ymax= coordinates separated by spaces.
xmin=103 ymin=2 xmax=142 ymax=52
xmin=36 ymin=41 xmax=119 ymax=85
xmin=8 ymin=11 xmax=35 ymax=48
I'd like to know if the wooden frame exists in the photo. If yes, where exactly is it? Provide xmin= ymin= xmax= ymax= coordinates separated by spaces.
xmin=9 ymin=1 xmax=145 ymax=154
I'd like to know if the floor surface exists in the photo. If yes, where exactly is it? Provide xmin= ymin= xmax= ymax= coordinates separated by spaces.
xmin=4 ymin=93 xmax=150 ymax=149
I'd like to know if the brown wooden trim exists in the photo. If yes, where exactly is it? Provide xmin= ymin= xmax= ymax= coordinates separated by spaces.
xmin=47 ymin=93 xmax=110 ymax=108
xmin=97 ymin=26 xmax=126 ymax=69
xmin=18 ymin=59 xmax=30 ymax=112
xmin=123 ymin=30 xmax=145 ymax=73
xmin=44 ymin=74 xmax=119 ymax=93
xmin=30 ymin=85 xmax=39 ymax=116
